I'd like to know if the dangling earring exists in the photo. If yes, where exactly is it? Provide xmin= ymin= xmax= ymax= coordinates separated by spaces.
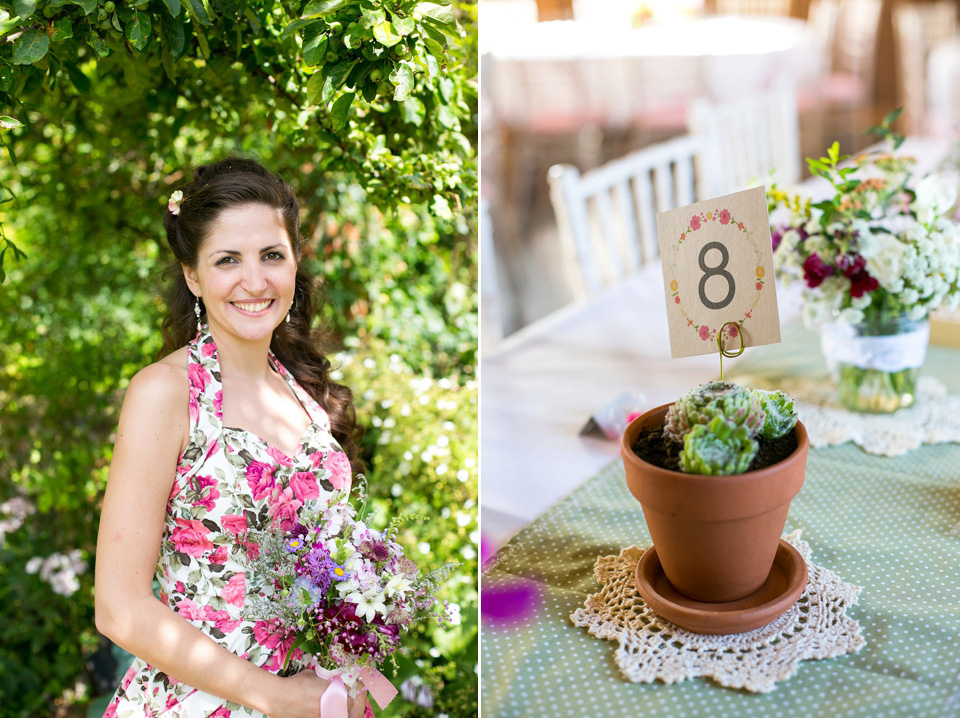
xmin=194 ymin=297 xmax=203 ymax=332
xmin=286 ymin=311 xmax=291 ymax=323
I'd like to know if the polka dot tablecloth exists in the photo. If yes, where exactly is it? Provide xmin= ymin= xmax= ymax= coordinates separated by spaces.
xmin=481 ymin=325 xmax=960 ymax=718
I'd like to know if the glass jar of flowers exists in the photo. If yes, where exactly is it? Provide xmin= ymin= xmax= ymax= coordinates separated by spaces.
xmin=769 ymin=117 xmax=960 ymax=413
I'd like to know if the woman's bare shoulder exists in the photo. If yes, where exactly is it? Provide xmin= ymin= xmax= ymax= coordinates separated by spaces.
xmin=124 ymin=347 xmax=190 ymax=411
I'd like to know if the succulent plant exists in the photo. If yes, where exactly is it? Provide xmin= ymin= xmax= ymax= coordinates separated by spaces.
xmin=678 ymin=416 xmax=759 ymax=475
xmin=753 ymin=389 xmax=798 ymax=440
xmin=664 ymin=380 xmax=765 ymax=443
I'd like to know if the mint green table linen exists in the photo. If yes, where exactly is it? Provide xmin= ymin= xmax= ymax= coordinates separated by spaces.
xmin=481 ymin=323 xmax=960 ymax=718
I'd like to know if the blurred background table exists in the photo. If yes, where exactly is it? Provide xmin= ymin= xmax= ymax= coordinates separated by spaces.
xmin=481 ymin=0 xmax=960 ymax=341
xmin=484 ymin=14 xmax=826 ymax=134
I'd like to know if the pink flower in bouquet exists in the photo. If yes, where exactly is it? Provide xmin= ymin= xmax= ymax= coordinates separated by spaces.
xmin=690 ymin=215 xmax=701 ymax=230
xmin=719 ymin=209 xmax=731 ymax=224
xmin=698 ymin=324 xmax=711 ymax=341
xmin=172 ymin=519 xmax=213 ymax=557
xmin=245 ymin=461 xmax=276 ymax=500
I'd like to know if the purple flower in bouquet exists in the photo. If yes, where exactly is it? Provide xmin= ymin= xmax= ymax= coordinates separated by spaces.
xmin=288 ymin=576 xmax=325 ymax=611
xmin=244 ymin=480 xmax=458 ymax=696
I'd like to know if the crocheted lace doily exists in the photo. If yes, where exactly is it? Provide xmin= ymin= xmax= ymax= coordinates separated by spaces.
xmin=570 ymin=531 xmax=864 ymax=693
xmin=729 ymin=373 xmax=960 ymax=457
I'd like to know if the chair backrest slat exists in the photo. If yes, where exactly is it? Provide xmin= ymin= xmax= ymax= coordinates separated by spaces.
xmin=549 ymin=133 xmax=706 ymax=298
xmin=688 ymin=78 xmax=801 ymax=199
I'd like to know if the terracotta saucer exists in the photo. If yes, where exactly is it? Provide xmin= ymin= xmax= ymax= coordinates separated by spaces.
xmin=635 ymin=539 xmax=808 ymax=635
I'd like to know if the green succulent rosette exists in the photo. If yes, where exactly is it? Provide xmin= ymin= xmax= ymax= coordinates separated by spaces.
xmin=665 ymin=380 xmax=766 ymax=443
xmin=754 ymin=389 xmax=798 ymax=440
xmin=679 ymin=416 xmax=759 ymax=476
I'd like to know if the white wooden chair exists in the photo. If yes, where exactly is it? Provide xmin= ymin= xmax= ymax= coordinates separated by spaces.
xmin=687 ymin=78 xmax=801 ymax=198
xmin=480 ymin=198 xmax=505 ymax=353
xmin=547 ymin=134 xmax=706 ymax=299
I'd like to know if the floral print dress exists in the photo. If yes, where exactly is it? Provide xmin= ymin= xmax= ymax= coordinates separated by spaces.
xmin=107 ymin=328 xmax=354 ymax=718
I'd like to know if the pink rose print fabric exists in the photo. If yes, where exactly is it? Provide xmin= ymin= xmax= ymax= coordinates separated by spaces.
xmin=107 ymin=328 xmax=351 ymax=717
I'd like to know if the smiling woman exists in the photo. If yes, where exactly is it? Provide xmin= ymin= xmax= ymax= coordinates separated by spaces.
xmin=93 ymin=158 xmax=370 ymax=718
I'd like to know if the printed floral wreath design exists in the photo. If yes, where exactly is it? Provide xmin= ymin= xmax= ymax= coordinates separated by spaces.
xmin=669 ymin=208 xmax=766 ymax=343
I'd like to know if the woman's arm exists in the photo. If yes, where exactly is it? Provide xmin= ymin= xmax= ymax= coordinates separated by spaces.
xmin=94 ymin=362 xmax=361 ymax=718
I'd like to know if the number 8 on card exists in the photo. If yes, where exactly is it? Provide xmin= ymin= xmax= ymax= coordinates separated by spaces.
xmin=656 ymin=186 xmax=781 ymax=359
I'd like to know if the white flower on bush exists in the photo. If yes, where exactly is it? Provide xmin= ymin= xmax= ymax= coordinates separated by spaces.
xmin=0 ymin=496 xmax=34 ymax=545
xmin=399 ymin=675 xmax=434 ymax=709
xmin=911 ymin=174 xmax=959 ymax=226
xmin=26 ymin=549 xmax=87 ymax=597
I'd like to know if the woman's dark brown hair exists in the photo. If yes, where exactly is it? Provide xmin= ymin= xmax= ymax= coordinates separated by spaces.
xmin=160 ymin=157 xmax=361 ymax=470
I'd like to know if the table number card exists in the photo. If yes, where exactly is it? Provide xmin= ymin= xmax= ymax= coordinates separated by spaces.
xmin=657 ymin=186 xmax=780 ymax=359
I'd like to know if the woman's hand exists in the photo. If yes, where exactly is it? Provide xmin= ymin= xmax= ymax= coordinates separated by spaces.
xmin=268 ymin=671 xmax=369 ymax=718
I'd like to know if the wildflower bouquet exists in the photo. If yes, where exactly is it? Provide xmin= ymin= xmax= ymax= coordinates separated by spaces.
xmin=769 ymin=113 xmax=960 ymax=411
xmin=246 ymin=478 xmax=455 ymax=714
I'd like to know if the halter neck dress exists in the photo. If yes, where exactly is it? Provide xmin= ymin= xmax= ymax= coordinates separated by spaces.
xmin=106 ymin=327 xmax=354 ymax=718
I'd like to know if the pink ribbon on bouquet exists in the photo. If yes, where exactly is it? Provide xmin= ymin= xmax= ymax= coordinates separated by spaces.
xmin=313 ymin=664 xmax=398 ymax=718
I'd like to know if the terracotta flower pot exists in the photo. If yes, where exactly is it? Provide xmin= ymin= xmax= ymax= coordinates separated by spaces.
xmin=621 ymin=403 xmax=808 ymax=603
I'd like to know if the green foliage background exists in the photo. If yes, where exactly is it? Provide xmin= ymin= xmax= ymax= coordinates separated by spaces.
xmin=0 ymin=0 xmax=478 ymax=715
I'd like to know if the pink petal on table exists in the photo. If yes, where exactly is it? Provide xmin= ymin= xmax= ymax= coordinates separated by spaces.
xmin=482 ymin=580 xmax=541 ymax=624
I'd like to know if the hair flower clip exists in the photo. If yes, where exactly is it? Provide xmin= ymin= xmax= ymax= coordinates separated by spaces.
xmin=168 ymin=190 xmax=184 ymax=215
